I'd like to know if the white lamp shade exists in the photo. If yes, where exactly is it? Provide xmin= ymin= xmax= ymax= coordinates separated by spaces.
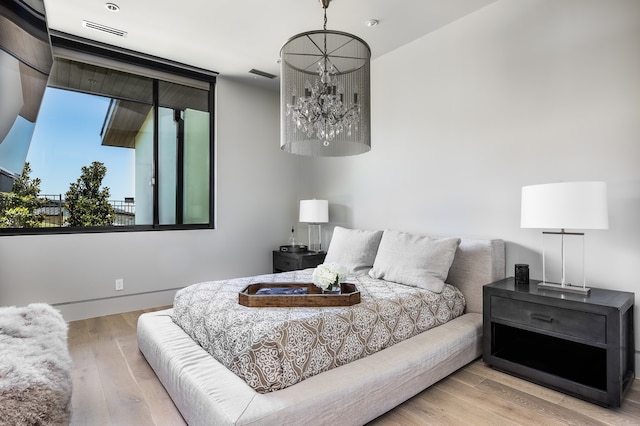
xmin=521 ymin=182 xmax=608 ymax=230
xmin=299 ymin=199 xmax=328 ymax=223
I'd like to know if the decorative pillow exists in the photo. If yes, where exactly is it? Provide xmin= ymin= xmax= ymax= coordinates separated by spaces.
xmin=324 ymin=226 xmax=383 ymax=275
xmin=369 ymin=230 xmax=461 ymax=293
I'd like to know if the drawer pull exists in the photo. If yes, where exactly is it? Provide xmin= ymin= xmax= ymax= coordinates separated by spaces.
xmin=531 ymin=313 xmax=553 ymax=323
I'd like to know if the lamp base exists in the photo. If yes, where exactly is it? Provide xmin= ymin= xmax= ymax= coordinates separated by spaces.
xmin=537 ymin=282 xmax=591 ymax=295
xmin=307 ymin=223 xmax=322 ymax=252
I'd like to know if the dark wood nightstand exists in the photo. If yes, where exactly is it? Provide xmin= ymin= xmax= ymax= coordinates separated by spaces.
xmin=272 ymin=250 xmax=326 ymax=273
xmin=483 ymin=277 xmax=635 ymax=407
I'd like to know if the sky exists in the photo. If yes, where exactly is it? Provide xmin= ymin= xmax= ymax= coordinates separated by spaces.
xmin=26 ymin=88 xmax=135 ymax=201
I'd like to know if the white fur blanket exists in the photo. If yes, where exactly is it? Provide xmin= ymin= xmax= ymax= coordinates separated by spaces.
xmin=0 ymin=303 xmax=72 ymax=426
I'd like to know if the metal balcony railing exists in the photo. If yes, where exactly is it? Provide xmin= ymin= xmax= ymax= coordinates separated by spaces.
xmin=38 ymin=194 xmax=135 ymax=226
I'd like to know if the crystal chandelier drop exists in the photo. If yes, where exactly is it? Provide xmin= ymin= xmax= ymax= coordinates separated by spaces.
xmin=280 ymin=0 xmax=371 ymax=156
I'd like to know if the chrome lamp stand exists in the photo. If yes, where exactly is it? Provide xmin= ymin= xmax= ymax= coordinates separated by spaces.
xmin=538 ymin=229 xmax=590 ymax=295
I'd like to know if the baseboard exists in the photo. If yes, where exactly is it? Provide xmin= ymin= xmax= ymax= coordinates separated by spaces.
xmin=52 ymin=288 xmax=181 ymax=322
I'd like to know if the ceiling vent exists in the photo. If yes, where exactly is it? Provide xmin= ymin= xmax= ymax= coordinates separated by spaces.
xmin=82 ymin=20 xmax=127 ymax=38
xmin=249 ymin=68 xmax=277 ymax=79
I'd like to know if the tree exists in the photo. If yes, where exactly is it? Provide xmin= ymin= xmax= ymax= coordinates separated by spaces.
xmin=65 ymin=161 xmax=115 ymax=226
xmin=0 ymin=162 xmax=46 ymax=228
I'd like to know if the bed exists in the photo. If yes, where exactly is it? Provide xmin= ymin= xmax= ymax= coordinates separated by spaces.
xmin=138 ymin=229 xmax=505 ymax=425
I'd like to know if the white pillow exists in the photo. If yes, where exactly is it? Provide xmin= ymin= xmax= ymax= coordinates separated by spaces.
xmin=369 ymin=230 xmax=461 ymax=293
xmin=324 ymin=226 xmax=383 ymax=275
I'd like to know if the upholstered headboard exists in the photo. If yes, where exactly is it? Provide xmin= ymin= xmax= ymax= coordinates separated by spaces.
xmin=446 ymin=239 xmax=505 ymax=314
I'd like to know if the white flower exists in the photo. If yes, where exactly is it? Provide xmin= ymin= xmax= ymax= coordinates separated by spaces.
xmin=312 ymin=263 xmax=347 ymax=290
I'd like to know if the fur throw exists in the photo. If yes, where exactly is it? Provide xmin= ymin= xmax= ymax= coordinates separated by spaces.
xmin=0 ymin=303 xmax=72 ymax=426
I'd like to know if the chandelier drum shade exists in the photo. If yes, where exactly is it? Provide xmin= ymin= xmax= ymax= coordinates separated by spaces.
xmin=280 ymin=0 xmax=371 ymax=156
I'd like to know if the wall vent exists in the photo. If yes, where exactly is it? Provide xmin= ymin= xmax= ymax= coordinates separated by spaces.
xmin=249 ymin=68 xmax=277 ymax=79
xmin=82 ymin=20 xmax=127 ymax=38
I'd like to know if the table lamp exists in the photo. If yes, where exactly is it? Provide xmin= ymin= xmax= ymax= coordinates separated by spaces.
xmin=299 ymin=199 xmax=328 ymax=252
xmin=521 ymin=181 xmax=608 ymax=295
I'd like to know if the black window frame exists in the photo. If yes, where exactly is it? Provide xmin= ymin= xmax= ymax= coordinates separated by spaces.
xmin=0 ymin=31 xmax=217 ymax=236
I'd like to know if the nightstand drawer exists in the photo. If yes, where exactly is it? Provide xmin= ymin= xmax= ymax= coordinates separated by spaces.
xmin=273 ymin=255 xmax=299 ymax=272
xmin=273 ymin=251 xmax=326 ymax=273
xmin=491 ymin=296 xmax=606 ymax=344
xmin=301 ymin=256 xmax=323 ymax=269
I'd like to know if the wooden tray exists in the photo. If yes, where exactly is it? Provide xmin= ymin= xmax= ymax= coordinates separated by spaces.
xmin=238 ymin=283 xmax=360 ymax=307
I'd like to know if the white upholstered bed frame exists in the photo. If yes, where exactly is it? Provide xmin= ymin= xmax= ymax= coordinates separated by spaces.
xmin=137 ymin=238 xmax=505 ymax=425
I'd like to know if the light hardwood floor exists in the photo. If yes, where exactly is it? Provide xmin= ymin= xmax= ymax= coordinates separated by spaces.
xmin=68 ymin=308 xmax=640 ymax=426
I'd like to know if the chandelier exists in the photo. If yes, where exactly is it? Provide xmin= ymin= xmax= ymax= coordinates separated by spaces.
xmin=280 ymin=0 xmax=371 ymax=156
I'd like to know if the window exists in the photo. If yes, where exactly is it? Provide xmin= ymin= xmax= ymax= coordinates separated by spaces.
xmin=0 ymin=34 xmax=216 ymax=234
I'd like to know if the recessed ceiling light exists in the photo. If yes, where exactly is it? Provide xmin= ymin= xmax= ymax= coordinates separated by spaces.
xmin=105 ymin=3 xmax=120 ymax=12
xmin=365 ymin=19 xmax=379 ymax=27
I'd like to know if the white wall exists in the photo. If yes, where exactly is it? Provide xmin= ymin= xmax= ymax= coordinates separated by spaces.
xmin=0 ymin=76 xmax=297 ymax=321
xmin=304 ymin=0 xmax=640 ymax=361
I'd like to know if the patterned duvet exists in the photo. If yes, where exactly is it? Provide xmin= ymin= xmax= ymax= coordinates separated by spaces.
xmin=171 ymin=269 xmax=465 ymax=393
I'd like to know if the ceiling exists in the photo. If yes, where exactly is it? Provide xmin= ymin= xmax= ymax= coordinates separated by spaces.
xmin=42 ymin=0 xmax=496 ymax=90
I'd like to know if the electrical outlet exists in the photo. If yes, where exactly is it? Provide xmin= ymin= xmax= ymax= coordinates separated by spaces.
xmin=115 ymin=278 xmax=124 ymax=291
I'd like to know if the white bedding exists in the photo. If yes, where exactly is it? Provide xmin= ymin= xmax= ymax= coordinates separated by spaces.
xmin=172 ymin=269 xmax=466 ymax=393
